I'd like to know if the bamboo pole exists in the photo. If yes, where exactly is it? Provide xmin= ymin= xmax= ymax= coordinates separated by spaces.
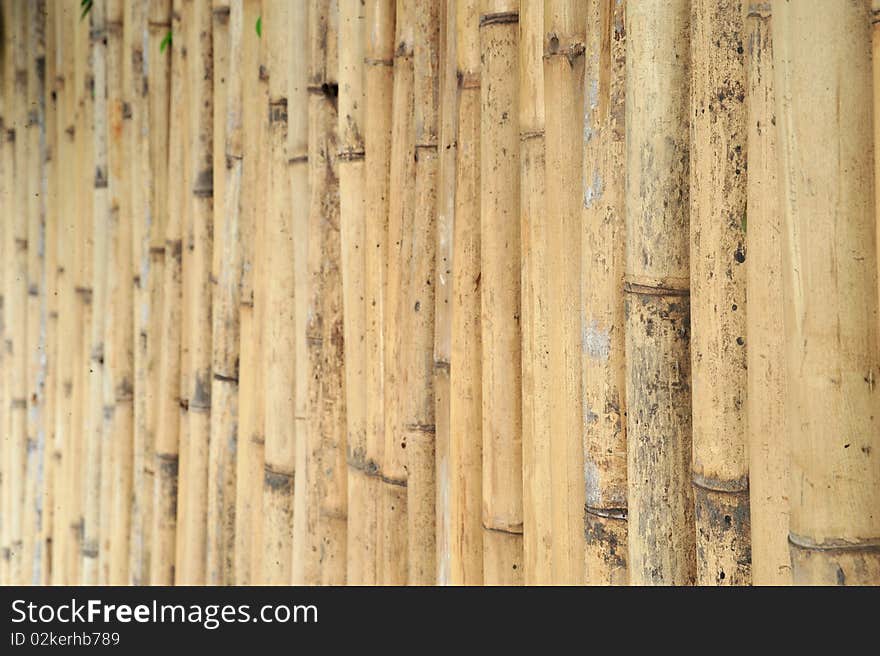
xmin=306 ymin=0 xmax=348 ymax=585
xmin=0 ymin=0 xmax=12 ymax=586
xmin=517 ymin=0 xmax=549 ymax=587
xmin=176 ymin=0 xmax=213 ymax=585
xmin=258 ymin=0 xmax=295 ymax=586
xmin=381 ymin=0 xmax=414 ymax=585
xmin=543 ymin=0 xmax=586 ymax=586
xmin=205 ymin=0 xmax=236 ymax=586
xmin=625 ymin=0 xmax=696 ymax=585
xmin=689 ymin=0 xmax=751 ymax=586
xmin=773 ymin=0 xmax=880 ymax=585
xmin=433 ymin=0 xmax=456 ymax=586
xmin=448 ymin=0 xmax=483 ymax=586
xmin=478 ymin=0 xmax=523 ymax=585
xmin=339 ymin=0 xmax=371 ymax=586
xmin=744 ymin=0 xmax=789 ymax=586
xmin=82 ymin=0 xmax=109 ymax=585
xmin=233 ymin=0 xmax=267 ymax=585
xmin=152 ymin=0 xmax=189 ymax=585
xmin=293 ymin=0 xmax=322 ymax=586
xmin=581 ymin=0 xmax=628 ymax=586
xmin=406 ymin=0 xmax=440 ymax=585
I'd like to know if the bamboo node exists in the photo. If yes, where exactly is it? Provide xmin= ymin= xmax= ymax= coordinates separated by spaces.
xmin=692 ymin=473 xmax=749 ymax=494
xmin=479 ymin=12 xmax=519 ymax=27
xmin=788 ymin=533 xmax=880 ymax=554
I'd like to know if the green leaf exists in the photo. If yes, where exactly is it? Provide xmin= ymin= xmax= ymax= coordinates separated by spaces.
xmin=80 ymin=0 xmax=93 ymax=20
xmin=256 ymin=15 xmax=262 ymax=38
xmin=160 ymin=30 xmax=172 ymax=54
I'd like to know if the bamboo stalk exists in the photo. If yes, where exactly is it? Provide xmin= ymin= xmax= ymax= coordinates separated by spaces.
xmin=744 ymin=0 xmax=789 ymax=586
xmin=479 ymin=0 xmax=523 ymax=585
xmin=151 ymin=0 xmax=189 ymax=585
xmin=689 ymin=0 xmax=751 ymax=586
xmin=448 ymin=0 xmax=483 ymax=586
xmin=205 ymin=0 xmax=236 ymax=586
xmin=773 ymin=0 xmax=880 ymax=585
xmin=257 ymin=0 xmax=294 ymax=586
xmin=543 ymin=0 xmax=586 ymax=585
xmin=306 ymin=0 xmax=348 ymax=585
xmin=580 ymin=0 xmax=628 ymax=586
xmin=233 ymin=0 xmax=267 ymax=585
xmin=405 ymin=0 xmax=440 ymax=585
xmin=292 ymin=0 xmax=321 ymax=586
xmin=339 ymin=0 xmax=371 ymax=586
xmin=381 ymin=0 xmax=415 ymax=585
xmin=433 ymin=0 xmax=456 ymax=586
xmin=176 ymin=0 xmax=213 ymax=585
xmin=82 ymin=0 xmax=109 ymax=585
xmin=517 ymin=0 xmax=548 ymax=587
xmin=625 ymin=0 xmax=696 ymax=585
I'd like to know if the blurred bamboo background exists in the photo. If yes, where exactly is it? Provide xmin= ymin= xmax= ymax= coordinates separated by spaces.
xmin=1 ymin=0 xmax=879 ymax=586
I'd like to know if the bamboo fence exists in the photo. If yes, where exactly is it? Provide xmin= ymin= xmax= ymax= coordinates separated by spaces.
xmin=1 ymin=0 xmax=879 ymax=586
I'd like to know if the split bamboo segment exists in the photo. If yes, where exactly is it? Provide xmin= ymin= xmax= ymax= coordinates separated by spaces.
xmin=745 ymin=1 xmax=789 ymax=586
xmin=581 ymin=0 xmax=628 ymax=586
xmin=152 ymin=0 xmax=189 ymax=586
xmin=543 ymin=0 xmax=586 ymax=586
xmin=406 ymin=0 xmax=440 ymax=585
xmin=624 ymin=0 xmax=696 ymax=586
xmin=479 ymin=0 xmax=523 ymax=585
xmin=433 ymin=0 xmax=457 ymax=587
xmin=288 ymin=2 xmax=312 ymax=585
xmin=339 ymin=0 xmax=371 ymax=585
xmin=362 ymin=0 xmax=395 ymax=582
xmin=207 ymin=0 xmax=236 ymax=586
xmin=689 ymin=0 xmax=751 ymax=586
xmin=82 ymin=0 xmax=109 ymax=586
xmin=381 ymin=0 xmax=415 ymax=586
xmin=449 ymin=0 xmax=482 ymax=586
xmin=773 ymin=0 xmax=880 ymax=585
xmin=518 ymin=0 xmax=549 ymax=587
xmin=232 ymin=0 xmax=266 ymax=586
xmin=302 ymin=0 xmax=347 ymax=585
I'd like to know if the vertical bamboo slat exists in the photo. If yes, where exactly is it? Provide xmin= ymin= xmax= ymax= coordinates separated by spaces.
xmin=338 ymin=0 xmax=369 ymax=585
xmin=479 ymin=0 xmax=523 ymax=585
xmin=543 ymin=0 xmax=586 ymax=585
xmin=745 ymin=0 xmax=789 ymax=586
xmin=449 ymin=0 xmax=483 ymax=586
xmin=581 ymin=0 xmax=628 ymax=586
xmin=689 ymin=0 xmax=751 ymax=586
xmin=625 ymin=0 xmax=696 ymax=585
xmin=773 ymin=0 xmax=880 ymax=585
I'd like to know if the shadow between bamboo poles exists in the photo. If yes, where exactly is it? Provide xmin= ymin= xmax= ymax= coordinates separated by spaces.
xmin=338 ymin=0 xmax=368 ymax=585
xmin=581 ymin=0 xmax=628 ymax=586
xmin=177 ymin=0 xmax=213 ymax=586
xmin=40 ymin=0 xmax=59 ymax=588
xmin=207 ymin=0 xmax=236 ymax=586
xmin=67 ymin=4 xmax=94 ymax=587
xmin=689 ymin=0 xmax=751 ymax=586
xmin=624 ymin=0 xmax=696 ymax=586
xmin=82 ymin=0 xmax=109 ymax=586
xmin=151 ymin=0 xmax=188 ymax=586
xmin=773 ymin=0 xmax=880 ymax=585
xmin=433 ymin=0 xmax=456 ymax=587
xmin=448 ymin=0 xmax=482 ymax=587
xmin=260 ymin=0 xmax=294 ymax=586
xmin=293 ymin=0 xmax=321 ymax=585
xmin=381 ymin=0 xmax=414 ymax=586
xmin=744 ymin=1 xmax=789 ymax=586
xmin=306 ymin=0 xmax=348 ymax=585
xmin=21 ymin=0 xmax=45 ymax=588
xmin=362 ymin=0 xmax=396 ymax=583
xmin=232 ymin=0 xmax=266 ymax=586
xmin=543 ymin=0 xmax=586 ymax=586
xmin=517 ymin=0 xmax=548 ymax=587
xmin=406 ymin=0 xmax=440 ymax=585
xmin=479 ymin=0 xmax=523 ymax=585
